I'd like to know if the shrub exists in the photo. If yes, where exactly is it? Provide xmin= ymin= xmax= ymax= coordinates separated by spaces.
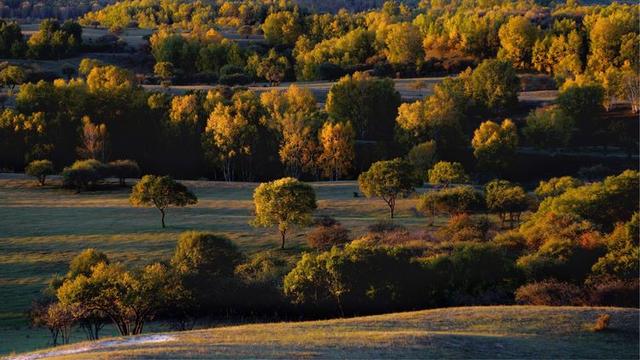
xmin=108 ymin=159 xmax=140 ymax=186
xmin=514 ymin=280 xmax=584 ymax=306
xmin=437 ymin=214 xmax=493 ymax=242
xmin=61 ymin=159 xmax=107 ymax=191
xmin=25 ymin=159 xmax=54 ymax=186
xmin=417 ymin=186 xmax=484 ymax=220
xmin=587 ymin=278 xmax=639 ymax=308
xmin=307 ymin=224 xmax=351 ymax=251
xmin=367 ymin=220 xmax=406 ymax=233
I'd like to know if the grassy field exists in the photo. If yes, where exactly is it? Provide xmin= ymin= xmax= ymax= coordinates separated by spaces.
xmin=0 ymin=174 xmax=438 ymax=355
xmin=9 ymin=306 xmax=640 ymax=359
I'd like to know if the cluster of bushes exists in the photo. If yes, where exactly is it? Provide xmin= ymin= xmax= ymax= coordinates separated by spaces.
xmin=24 ymin=159 xmax=140 ymax=189
xmin=0 ymin=19 xmax=83 ymax=60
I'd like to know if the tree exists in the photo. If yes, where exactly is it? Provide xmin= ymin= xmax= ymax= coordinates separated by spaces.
xmin=57 ymin=262 xmax=172 ymax=336
xmin=592 ymin=213 xmax=639 ymax=280
xmin=427 ymin=161 xmax=469 ymax=188
xmin=154 ymin=61 xmax=174 ymax=85
xmin=535 ymin=176 xmax=583 ymax=199
xmin=384 ymin=22 xmax=424 ymax=65
xmin=485 ymin=179 xmax=529 ymax=228
xmin=556 ymin=83 xmax=604 ymax=142
xmin=67 ymin=248 xmax=109 ymax=279
xmin=61 ymin=159 xmax=107 ymax=191
xmin=326 ymin=72 xmax=400 ymax=141
xmin=77 ymin=116 xmax=108 ymax=162
xmin=358 ymin=158 xmax=415 ymax=219
xmin=25 ymin=159 xmax=54 ymax=186
xmin=318 ymin=121 xmax=355 ymax=181
xmin=523 ymin=106 xmax=574 ymax=150
xmin=472 ymin=119 xmax=518 ymax=175
xmin=418 ymin=186 xmax=484 ymax=221
xmin=171 ymin=231 xmax=243 ymax=310
xmin=252 ymin=177 xmax=317 ymax=249
xmin=498 ymin=16 xmax=539 ymax=69
xmin=262 ymin=11 xmax=302 ymax=46
xmin=467 ymin=59 xmax=520 ymax=114
xmin=257 ymin=49 xmax=290 ymax=86
xmin=0 ymin=65 xmax=25 ymax=91
xmin=108 ymin=159 xmax=140 ymax=186
xmin=129 ymin=175 xmax=198 ymax=228
xmin=78 ymin=58 xmax=103 ymax=77
xmin=407 ymin=140 xmax=436 ymax=177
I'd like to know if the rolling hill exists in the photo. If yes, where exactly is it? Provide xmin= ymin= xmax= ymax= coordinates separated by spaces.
xmin=9 ymin=306 xmax=639 ymax=359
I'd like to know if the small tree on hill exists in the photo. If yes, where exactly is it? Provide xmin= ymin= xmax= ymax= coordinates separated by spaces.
xmin=358 ymin=158 xmax=415 ymax=219
xmin=130 ymin=175 xmax=198 ymax=228
xmin=251 ymin=177 xmax=317 ymax=249
xmin=108 ymin=159 xmax=140 ymax=186
xmin=427 ymin=161 xmax=469 ymax=188
xmin=25 ymin=159 xmax=54 ymax=186
xmin=485 ymin=179 xmax=529 ymax=228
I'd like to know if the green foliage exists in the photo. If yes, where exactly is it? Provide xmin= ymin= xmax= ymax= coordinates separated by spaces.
xmin=472 ymin=119 xmax=518 ymax=175
xmin=263 ymin=10 xmax=303 ymax=46
xmin=61 ymin=159 xmax=107 ymax=191
xmin=485 ymin=179 xmax=528 ymax=228
xmin=467 ymin=59 xmax=520 ymax=113
xmin=437 ymin=213 xmax=493 ymax=243
xmin=0 ymin=65 xmax=26 ymax=90
xmin=25 ymin=159 xmax=54 ymax=186
xmin=251 ymin=177 xmax=317 ymax=249
xmin=326 ymin=72 xmax=400 ymax=141
xmin=418 ymin=186 xmax=484 ymax=220
xmin=67 ymin=248 xmax=109 ymax=279
xmin=523 ymin=107 xmax=574 ymax=150
xmin=256 ymin=49 xmax=290 ymax=85
xmin=284 ymin=243 xmax=425 ymax=314
xmin=556 ymin=83 xmax=605 ymax=141
xmin=0 ymin=20 xmax=26 ymax=57
xmin=406 ymin=140 xmax=437 ymax=180
xmin=534 ymin=176 xmax=583 ymax=199
xmin=358 ymin=158 xmax=415 ymax=218
xmin=591 ymin=213 xmax=640 ymax=280
xmin=26 ymin=20 xmax=82 ymax=59
xmin=533 ymin=170 xmax=639 ymax=231
xmin=427 ymin=161 xmax=469 ymax=187
xmin=107 ymin=159 xmax=141 ymax=186
xmin=497 ymin=16 xmax=540 ymax=69
xmin=129 ymin=175 xmax=198 ymax=228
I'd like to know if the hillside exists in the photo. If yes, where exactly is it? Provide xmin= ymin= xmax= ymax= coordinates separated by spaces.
xmin=9 ymin=306 xmax=639 ymax=359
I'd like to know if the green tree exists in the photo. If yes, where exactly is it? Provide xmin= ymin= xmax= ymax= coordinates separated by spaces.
xmin=251 ymin=177 xmax=317 ymax=249
xmin=129 ymin=175 xmax=198 ymax=228
xmin=592 ymin=213 xmax=639 ymax=280
xmin=0 ymin=65 xmax=25 ymax=90
xmin=427 ymin=161 xmax=469 ymax=188
xmin=418 ymin=185 xmax=484 ymax=221
xmin=384 ymin=22 xmax=424 ymax=65
xmin=535 ymin=176 xmax=583 ymax=199
xmin=326 ymin=72 xmax=400 ymax=141
xmin=523 ymin=106 xmax=574 ymax=150
xmin=556 ymin=83 xmax=604 ymax=142
xmin=67 ymin=248 xmax=109 ymax=279
xmin=154 ymin=61 xmax=174 ymax=84
xmin=485 ymin=179 xmax=529 ymax=228
xmin=407 ymin=140 xmax=437 ymax=180
xmin=358 ymin=158 xmax=415 ymax=219
xmin=25 ymin=159 xmax=54 ymax=186
xmin=257 ymin=49 xmax=290 ymax=86
xmin=472 ymin=119 xmax=518 ymax=175
xmin=108 ymin=160 xmax=140 ymax=187
xmin=467 ymin=59 xmax=520 ymax=114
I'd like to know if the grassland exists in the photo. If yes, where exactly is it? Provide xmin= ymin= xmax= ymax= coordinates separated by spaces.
xmin=0 ymin=173 xmax=439 ymax=355
xmin=10 ymin=306 xmax=640 ymax=359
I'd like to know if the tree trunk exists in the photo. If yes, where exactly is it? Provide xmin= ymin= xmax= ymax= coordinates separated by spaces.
xmin=280 ymin=230 xmax=286 ymax=249
xmin=160 ymin=208 xmax=166 ymax=228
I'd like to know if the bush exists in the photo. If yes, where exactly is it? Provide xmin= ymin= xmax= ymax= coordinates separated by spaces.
xmin=417 ymin=186 xmax=484 ymax=220
xmin=219 ymin=64 xmax=245 ymax=77
xmin=108 ymin=159 xmax=140 ymax=186
xmin=587 ymin=278 xmax=639 ymax=308
xmin=437 ymin=214 xmax=493 ymax=243
xmin=61 ymin=159 xmax=107 ymax=191
xmin=25 ymin=159 xmax=54 ymax=186
xmin=591 ymin=314 xmax=610 ymax=332
xmin=307 ymin=224 xmax=351 ymax=251
xmin=367 ymin=221 xmax=406 ymax=233
xmin=514 ymin=280 xmax=584 ymax=306
xmin=219 ymin=73 xmax=250 ymax=86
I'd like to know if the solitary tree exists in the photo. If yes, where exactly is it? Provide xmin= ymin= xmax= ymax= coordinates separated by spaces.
xmin=427 ymin=161 xmax=469 ymax=188
xmin=25 ymin=159 xmax=54 ymax=186
xmin=251 ymin=177 xmax=317 ymax=249
xmin=358 ymin=158 xmax=415 ymax=219
xmin=130 ymin=175 xmax=198 ymax=228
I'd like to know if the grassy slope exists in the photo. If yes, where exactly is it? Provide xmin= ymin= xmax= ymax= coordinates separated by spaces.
xmin=14 ymin=306 xmax=640 ymax=359
xmin=0 ymin=175 xmax=438 ymax=354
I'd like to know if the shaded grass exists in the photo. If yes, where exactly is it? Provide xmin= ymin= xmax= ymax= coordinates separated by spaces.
xmin=16 ymin=306 xmax=640 ymax=359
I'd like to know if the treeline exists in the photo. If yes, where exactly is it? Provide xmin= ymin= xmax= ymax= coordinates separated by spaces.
xmin=2 ymin=56 xmax=637 ymax=181
xmin=30 ymin=169 xmax=639 ymax=345
xmin=0 ymin=19 xmax=82 ymax=59
xmin=0 ymin=0 xmax=114 ymax=20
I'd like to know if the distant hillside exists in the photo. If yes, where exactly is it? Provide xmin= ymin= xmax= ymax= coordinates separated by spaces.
xmin=14 ymin=306 xmax=639 ymax=359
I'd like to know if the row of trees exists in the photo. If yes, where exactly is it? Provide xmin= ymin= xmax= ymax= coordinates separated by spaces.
xmin=32 ymin=168 xmax=639 ymax=343
xmin=0 ymin=19 xmax=82 ymax=59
